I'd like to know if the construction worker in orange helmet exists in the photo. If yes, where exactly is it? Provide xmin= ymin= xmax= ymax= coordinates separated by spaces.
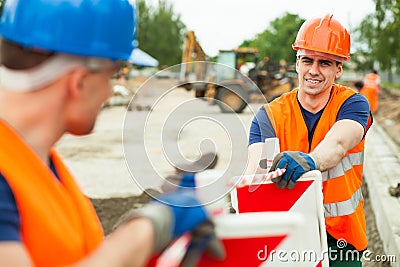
xmin=0 ymin=0 xmax=222 ymax=266
xmin=247 ymin=14 xmax=372 ymax=266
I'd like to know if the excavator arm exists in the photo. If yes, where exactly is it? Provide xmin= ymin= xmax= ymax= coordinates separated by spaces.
xmin=180 ymin=31 xmax=208 ymax=88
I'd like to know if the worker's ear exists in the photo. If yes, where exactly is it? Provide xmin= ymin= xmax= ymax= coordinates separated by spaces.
xmin=335 ymin=63 xmax=343 ymax=79
xmin=66 ymin=67 xmax=90 ymax=99
xmin=295 ymin=58 xmax=300 ymax=73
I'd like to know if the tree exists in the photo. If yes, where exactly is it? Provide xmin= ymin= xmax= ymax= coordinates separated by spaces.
xmin=137 ymin=0 xmax=186 ymax=67
xmin=239 ymin=13 xmax=305 ymax=65
xmin=0 ymin=0 xmax=5 ymax=16
xmin=355 ymin=0 xmax=400 ymax=81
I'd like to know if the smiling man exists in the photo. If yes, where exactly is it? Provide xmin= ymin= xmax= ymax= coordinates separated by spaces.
xmin=247 ymin=14 xmax=372 ymax=266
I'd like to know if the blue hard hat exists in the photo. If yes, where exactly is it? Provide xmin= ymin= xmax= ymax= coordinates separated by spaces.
xmin=0 ymin=0 xmax=137 ymax=61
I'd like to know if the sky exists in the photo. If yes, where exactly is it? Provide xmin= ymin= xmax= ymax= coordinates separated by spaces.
xmin=148 ymin=0 xmax=376 ymax=57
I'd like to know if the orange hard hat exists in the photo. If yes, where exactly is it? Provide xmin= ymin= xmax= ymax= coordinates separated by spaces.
xmin=292 ymin=14 xmax=350 ymax=61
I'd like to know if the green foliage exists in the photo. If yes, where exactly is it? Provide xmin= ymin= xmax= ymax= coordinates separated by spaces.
xmin=137 ymin=0 xmax=186 ymax=67
xmin=354 ymin=0 xmax=400 ymax=79
xmin=0 ymin=0 xmax=5 ymax=16
xmin=135 ymin=0 xmax=400 ymax=75
xmin=238 ymin=13 xmax=305 ymax=65
xmin=381 ymin=82 xmax=400 ymax=90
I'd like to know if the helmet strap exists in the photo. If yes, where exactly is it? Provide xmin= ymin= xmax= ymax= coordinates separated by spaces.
xmin=0 ymin=54 xmax=86 ymax=92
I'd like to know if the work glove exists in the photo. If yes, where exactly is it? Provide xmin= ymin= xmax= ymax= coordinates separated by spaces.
xmin=161 ymin=173 xmax=225 ymax=266
xmin=180 ymin=219 xmax=224 ymax=266
xmin=173 ymin=152 xmax=218 ymax=174
xmin=161 ymin=151 xmax=218 ymax=193
xmin=161 ymin=172 xmax=197 ymax=192
xmin=267 ymin=151 xmax=319 ymax=189
xmin=114 ymin=174 xmax=225 ymax=265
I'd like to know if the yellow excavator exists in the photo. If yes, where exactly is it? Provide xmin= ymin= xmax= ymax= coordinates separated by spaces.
xmin=179 ymin=31 xmax=297 ymax=113
xmin=179 ymin=31 xmax=209 ymax=98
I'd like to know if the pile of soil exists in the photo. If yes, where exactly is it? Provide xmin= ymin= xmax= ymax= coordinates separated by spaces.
xmin=373 ymin=87 xmax=400 ymax=145
xmin=91 ymin=189 xmax=160 ymax=235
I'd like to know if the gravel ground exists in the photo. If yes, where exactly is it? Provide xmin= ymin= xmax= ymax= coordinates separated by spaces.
xmin=90 ymin=189 xmax=160 ymax=235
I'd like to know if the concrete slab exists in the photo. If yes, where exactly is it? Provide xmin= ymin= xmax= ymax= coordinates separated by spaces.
xmin=364 ymin=123 xmax=400 ymax=266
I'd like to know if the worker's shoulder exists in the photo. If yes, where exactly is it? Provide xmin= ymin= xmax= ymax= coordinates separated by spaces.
xmin=331 ymin=83 xmax=362 ymax=101
xmin=333 ymin=83 xmax=357 ymax=92
xmin=332 ymin=83 xmax=369 ymax=103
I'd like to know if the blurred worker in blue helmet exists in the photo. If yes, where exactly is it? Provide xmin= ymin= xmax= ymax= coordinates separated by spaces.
xmin=0 ymin=0 xmax=219 ymax=266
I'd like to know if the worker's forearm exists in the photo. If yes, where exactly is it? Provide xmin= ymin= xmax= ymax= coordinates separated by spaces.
xmin=310 ymin=120 xmax=364 ymax=172
xmin=310 ymin=139 xmax=347 ymax=172
xmin=74 ymin=218 xmax=154 ymax=267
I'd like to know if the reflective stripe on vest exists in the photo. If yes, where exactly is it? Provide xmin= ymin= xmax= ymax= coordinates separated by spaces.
xmin=321 ymin=152 xmax=364 ymax=181
xmin=324 ymin=186 xmax=363 ymax=217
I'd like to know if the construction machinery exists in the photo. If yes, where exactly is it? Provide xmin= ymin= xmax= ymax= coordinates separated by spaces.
xmin=179 ymin=31 xmax=209 ymax=98
xmin=179 ymin=31 xmax=297 ymax=113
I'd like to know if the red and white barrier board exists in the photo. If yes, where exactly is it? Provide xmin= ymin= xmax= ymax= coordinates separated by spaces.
xmin=197 ymin=212 xmax=306 ymax=266
xmin=225 ymin=170 xmax=328 ymax=266
xmin=146 ymin=171 xmax=328 ymax=266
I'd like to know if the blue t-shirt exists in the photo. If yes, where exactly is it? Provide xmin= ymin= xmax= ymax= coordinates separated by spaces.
xmin=249 ymin=93 xmax=370 ymax=146
xmin=0 ymin=159 xmax=60 ymax=241
xmin=0 ymin=174 xmax=20 ymax=241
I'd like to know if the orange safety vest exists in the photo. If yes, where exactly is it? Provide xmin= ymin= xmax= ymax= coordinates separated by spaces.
xmin=360 ymin=73 xmax=380 ymax=112
xmin=0 ymin=121 xmax=103 ymax=266
xmin=264 ymin=84 xmax=367 ymax=251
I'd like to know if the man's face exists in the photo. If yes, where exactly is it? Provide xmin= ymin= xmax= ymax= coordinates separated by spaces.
xmin=296 ymin=53 xmax=343 ymax=96
xmin=66 ymin=65 xmax=117 ymax=136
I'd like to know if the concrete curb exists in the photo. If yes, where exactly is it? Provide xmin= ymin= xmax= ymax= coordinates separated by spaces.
xmin=364 ymin=123 xmax=400 ymax=266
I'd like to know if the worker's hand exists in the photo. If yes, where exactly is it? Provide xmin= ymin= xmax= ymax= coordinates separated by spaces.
xmin=157 ymin=177 xmax=225 ymax=263
xmin=181 ymin=219 xmax=225 ymax=266
xmin=156 ymin=189 xmax=209 ymax=241
xmin=114 ymin=174 xmax=225 ymax=262
xmin=268 ymin=151 xmax=319 ymax=189
xmin=161 ymin=172 xmax=197 ymax=192
xmin=161 ymin=152 xmax=218 ymax=193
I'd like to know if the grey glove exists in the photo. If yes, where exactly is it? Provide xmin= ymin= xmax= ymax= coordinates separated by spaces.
xmin=114 ymin=152 xmax=225 ymax=262
xmin=113 ymin=188 xmax=225 ymax=263
xmin=113 ymin=201 xmax=175 ymax=253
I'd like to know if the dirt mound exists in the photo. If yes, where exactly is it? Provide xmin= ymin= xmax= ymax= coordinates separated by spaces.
xmin=91 ymin=189 xmax=160 ymax=235
xmin=373 ymin=87 xmax=400 ymax=145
